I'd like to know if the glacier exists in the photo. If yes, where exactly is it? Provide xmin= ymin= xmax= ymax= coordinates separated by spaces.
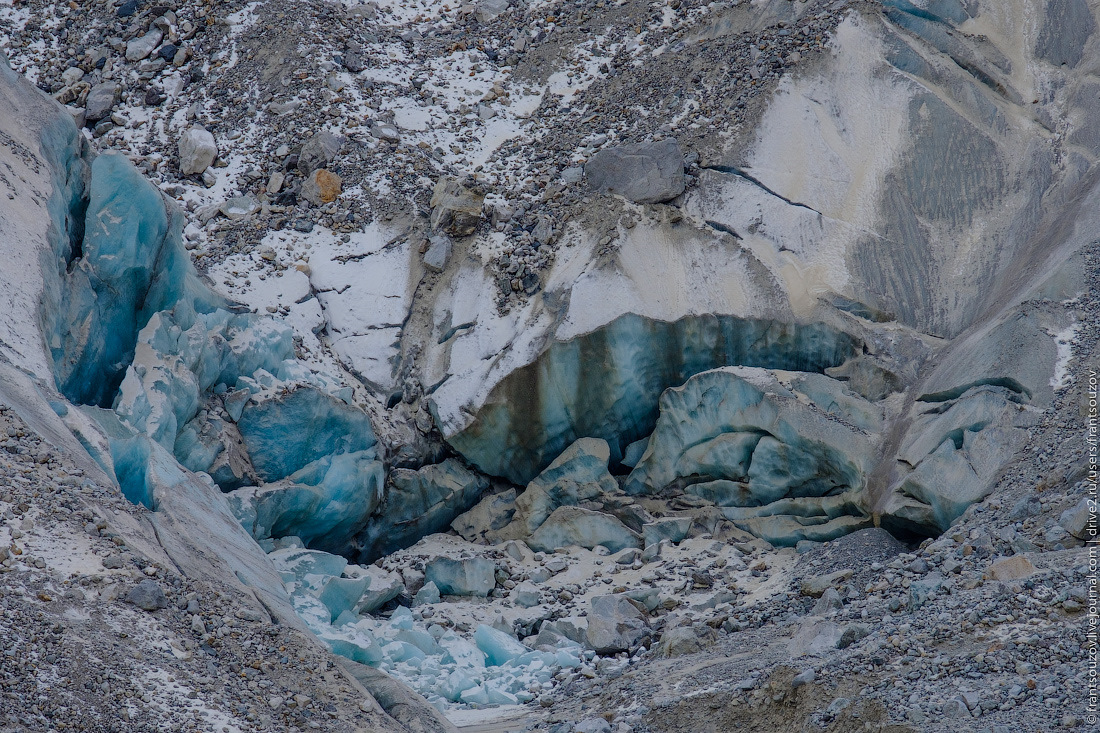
xmin=1 ymin=0 xmax=1097 ymax=719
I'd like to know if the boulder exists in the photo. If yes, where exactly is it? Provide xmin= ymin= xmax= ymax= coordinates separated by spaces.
xmin=422 ymin=234 xmax=452 ymax=272
xmin=424 ymin=556 xmax=496 ymax=597
xmin=475 ymin=0 xmax=510 ymax=23
xmin=986 ymin=556 xmax=1037 ymax=582
xmin=655 ymin=625 xmax=710 ymax=657
xmin=585 ymin=594 xmax=650 ymax=654
xmin=178 ymin=127 xmax=218 ymax=175
xmin=430 ymin=178 xmax=483 ymax=236
xmin=125 ymin=580 xmax=168 ymax=611
xmin=526 ymin=506 xmax=643 ymax=553
xmin=297 ymin=130 xmax=343 ymax=175
xmin=84 ymin=82 xmax=120 ymax=122
xmin=451 ymin=488 xmax=517 ymax=542
xmin=800 ymin=568 xmax=854 ymax=598
xmin=125 ymin=29 xmax=163 ymax=62
xmin=584 ymin=139 xmax=685 ymax=204
xmin=300 ymin=169 xmax=342 ymax=205
xmin=1060 ymin=498 xmax=1095 ymax=540
xmin=512 ymin=581 xmax=541 ymax=608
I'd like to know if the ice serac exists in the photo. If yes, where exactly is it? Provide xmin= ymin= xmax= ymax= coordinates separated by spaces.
xmin=50 ymin=151 xmax=212 ymax=408
xmin=442 ymin=314 xmax=861 ymax=485
xmin=356 ymin=459 xmax=489 ymax=561
xmin=236 ymin=387 xmax=377 ymax=483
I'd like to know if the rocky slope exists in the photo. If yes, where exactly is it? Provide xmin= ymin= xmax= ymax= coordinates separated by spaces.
xmin=0 ymin=0 xmax=1097 ymax=731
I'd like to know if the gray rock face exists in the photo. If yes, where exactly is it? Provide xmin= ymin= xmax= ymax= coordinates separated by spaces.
xmin=585 ymin=594 xmax=650 ymax=654
xmin=125 ymin=580 xmax=168 ymax=611
xmin=178 ymin=127 xmax=217 ymax=175
xmin=84 ymin=82 xmax=119 ymax=122
xmin=430 ymin=178 xmax=484 ymax=236
xmin=585 ymin=139 xmax=685 ymax=204
xmin=297 ymin=130 xmax=343 ymax=175
xmin=424 ymin=556 xmax=496 ymax=597
xmin=526 ymin=506 xmax=642 ymax=553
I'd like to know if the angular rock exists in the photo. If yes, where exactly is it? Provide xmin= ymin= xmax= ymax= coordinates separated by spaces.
xmin=656 ymin=625 xmax=708 ymax=657
xmin=125 ymin=29 xmax=163 ymax=62
xmin=430 ymin=178 xmax=484 ymax=236
xmin=424 ymin=556 xmax=496 ymax=597
xmin=512 ymin=581 xmax=541 ymax=608
xmin=475 ymin=0 xmax=510 ymax=23
xmin=451 ymin=487 xmax=517 ymax=542
xmin=297 ymin=130 xmax=343 ymax=175
xmin=300 ymin=169 xmax=342 ymax=205
xmin=84 ymin=82 xmax=120 ymax=122
xmin=584 ymin=139 xmax=685 ymax=204
xmin=125 ymin=580 xmax=168 ymax=611
xmin=1060 ymin=498 xmax=1095 ymax=540
xmin=527 ymin=506 xmax=642 ymax=553
xmin=423 ymin=235 xmax=452 ymax=272
xmin=219 ymin=195 xmax=259 ymax=220
xmin=585 ymin=594 xmax=650 ymax=654
xmin=987 ymin=556 xmax=1036 ymax=582
xmin=800 ymin=568 xmax=854 ymax=598
xmin=178 ymin=127 xmax=217 ymax=175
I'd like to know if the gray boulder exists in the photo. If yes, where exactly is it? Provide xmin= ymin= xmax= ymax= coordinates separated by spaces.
xmin=178 ymin=127 xmax=217 ymax=175
xmin=297 ymin=130 xmax=344 ymax=175
xmin=422 ymin=235 xmax=452 ymax=272
xmin=125 ymin=580 xmax=168 ymax=611
xmin=584 ymin=139 xmax=685 ymax=204
xmin=424 ymin=556 xmax=496 ymax=597
xmin=84 ymin=82 xmax=120 ymax=122
xmin=655 ymin=625 xmax=711 ymax=657
xmin=527 ymin=506 xmax=642 ymax=553
xmin=1060 ymin=498 xmax=1095 ymax=540
xmin=585 ymin=594 xmax=650 ymax=654
xmin=429 ymin=178 xmax=484 ymax=236
xmin=125 ymin=29 xmax=163 ymax=62
xmin=450 ymin=488 xmax=517 ymax=542
xmin=475 ymin=0 xmax=510 ymax=23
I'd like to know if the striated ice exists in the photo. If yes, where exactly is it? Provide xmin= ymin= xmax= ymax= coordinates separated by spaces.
xmin=473 ymin=624 xmax=529 ymax=666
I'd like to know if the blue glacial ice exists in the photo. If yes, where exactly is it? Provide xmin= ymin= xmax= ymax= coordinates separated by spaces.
xmin=268 ymin=546 xmax=586 ymax=710
xmin=39 ymin=148 xmax=383 ymax=553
